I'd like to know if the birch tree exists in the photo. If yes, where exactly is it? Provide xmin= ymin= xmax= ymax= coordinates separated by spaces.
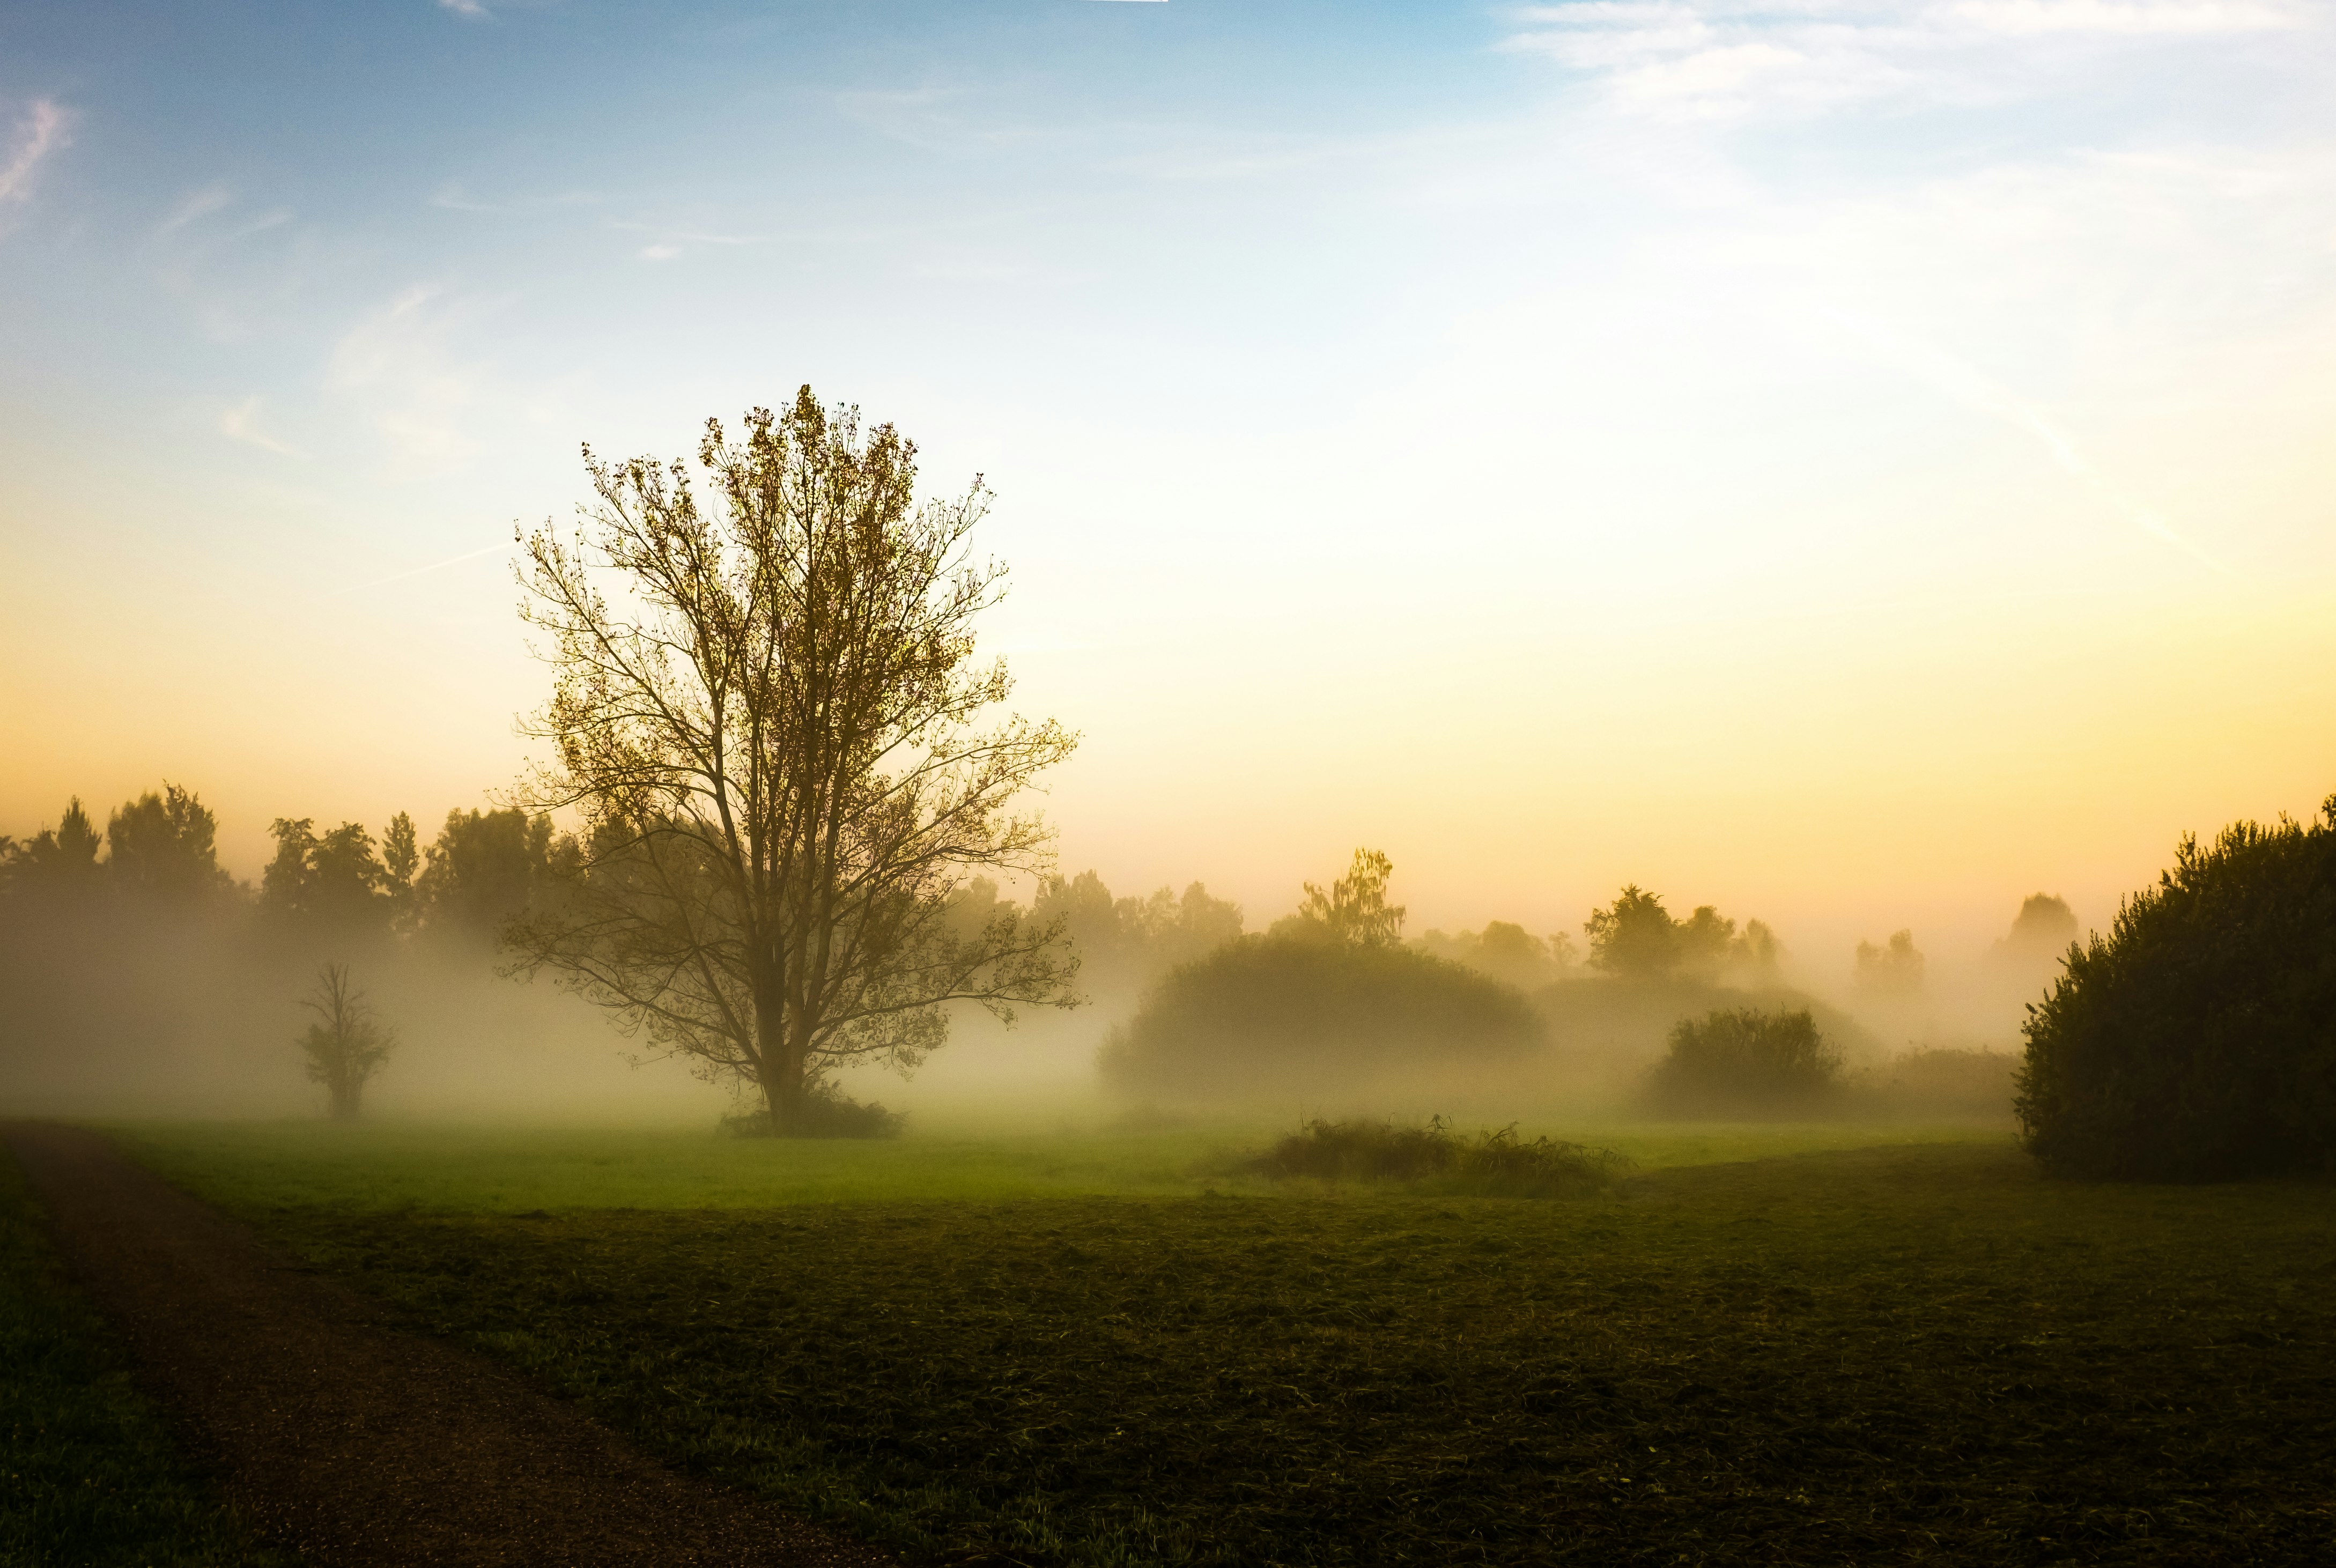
xmin=508 ymin=388 xmax=1077 ymax=1131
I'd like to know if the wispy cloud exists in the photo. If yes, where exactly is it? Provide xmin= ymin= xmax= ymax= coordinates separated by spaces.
xmin=1 ymin=99 xmax=71 ymax=205
xmin=1500 ymin=0 xmax=2313 ymax=118
xmin=218 ymin=397 xmax=306 ymax=458
xmin=439 ymin=0 xmax=490 ymax=20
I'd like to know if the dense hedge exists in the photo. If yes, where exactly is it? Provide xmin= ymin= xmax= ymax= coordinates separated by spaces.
xmin=2017 ymin=800 xmax=2336 ymax=1179
xmin=1099 ymin=935 xmax=1543 ymax=1105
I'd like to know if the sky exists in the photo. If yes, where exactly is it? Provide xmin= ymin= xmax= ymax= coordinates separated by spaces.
xmin=4 ymin=0 xmax=2334 ymax=986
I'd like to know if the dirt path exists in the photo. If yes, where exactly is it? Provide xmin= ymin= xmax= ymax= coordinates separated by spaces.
xmin=2 ymin=1122 xmax=893 ymax=1568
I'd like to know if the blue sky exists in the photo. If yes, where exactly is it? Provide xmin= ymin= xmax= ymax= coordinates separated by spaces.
xmin=5 ymin=1 xmax=2335 ymax=978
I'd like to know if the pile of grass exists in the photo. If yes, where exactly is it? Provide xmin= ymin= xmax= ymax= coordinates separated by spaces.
xmin=0 ymin=1150 xmax=286 ymax=1567
xmin=1245 ymin=1117 xmax=1629 ymax=1197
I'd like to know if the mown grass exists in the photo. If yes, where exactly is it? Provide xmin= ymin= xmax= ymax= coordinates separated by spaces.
xmin=0 ymin=1147 xmax=289 ymax=1567
xmin=131 ymin=1128 xmax=2336 ymax=1566
xmin=108 ymin=1118 xmax=2009 ymax=1213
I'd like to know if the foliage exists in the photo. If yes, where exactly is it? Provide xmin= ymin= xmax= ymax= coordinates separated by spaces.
xmin=1099 ymin=934 xmax=1545 ymax=1104
xmin=262 ymin=816 xmax=394 ymax=943
xmin=415 ymin=807 xmax=556 ymax=941
xmin=719 ymin=1081 xmax=904 ymax=1140
xmin=218 ymin=1142 xmax=2336 ymax=1567
xmin=297 ymin=961 xmax=396 ymax=1120
xmin=1 ymin=1150 xmax=287 ymax=1567
xmin=1533 ymin=974 xmax=1881 ymax=1070
xmin=1994 ymin=893 xmax=2078 ymax=960
xmin=509 ymin=388 xmax=1076 ymax=1132
xmin=1643 ymin=1007 xmax=1842 ymax=1117
xmin=1581 ymin=885 xmax=1777 ymax=982
xmin=1853 ymin=928 xmax=1925 ymax=996
xmin=103 ymin=785 xmax=232 ymax=903
xmin=1415 ymin=920 xmax=1576 ymax=990
xmin=1022 ymin=871 xmax=1245 ymax=993
xmin=2018 ymin=801 xmax=2336 ymax=1179
xmin=1244 ymin=1117 xmax=1628 ymax=1197
xmin=1276 ymin=847 xmax=1405 ymax=948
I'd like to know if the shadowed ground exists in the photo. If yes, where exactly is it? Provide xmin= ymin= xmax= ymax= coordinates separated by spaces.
xmin=1 ymin=1121 xmax=890 ymax=1568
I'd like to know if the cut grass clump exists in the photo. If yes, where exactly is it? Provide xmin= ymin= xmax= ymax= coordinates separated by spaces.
xmin=1246 ymin=1116 xmax=1630 ymax=1197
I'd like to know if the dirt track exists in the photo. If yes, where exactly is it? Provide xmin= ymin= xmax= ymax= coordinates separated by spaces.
xmin=2 ymin=1121 xmax=892 ymax=1568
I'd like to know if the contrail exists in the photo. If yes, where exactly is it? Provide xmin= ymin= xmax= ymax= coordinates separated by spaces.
xmin=334 ymin=541 xmax=515 ymax=597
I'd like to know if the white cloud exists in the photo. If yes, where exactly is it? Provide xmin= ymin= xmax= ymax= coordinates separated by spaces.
xmin=159 ymin=184 xmax=234 ymax=233
xmin=218 ymin=397 xmax=306 ymax=458
xmin=0 ymin=98 xmax=70 ymax=205
xmin=439 ymin=0 xmax=490 ymax=19
xmin=639 ymin=243 xmax=681 ymax=261
xmin=1500 ymin=0 xmax=2316 ymax=118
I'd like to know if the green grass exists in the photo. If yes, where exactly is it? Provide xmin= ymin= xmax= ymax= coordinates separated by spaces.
xmin=113 ymin=1123 xmax=2336 ymax=1566
xmin=107 ymin=1118 xmax=2009 ymax=1214
xmin=0 ymin=1148 xmax=289 ymax=1568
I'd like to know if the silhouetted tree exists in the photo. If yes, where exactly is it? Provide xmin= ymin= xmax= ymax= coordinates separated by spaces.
xmin=262 ymin=818 xmax=394 ymax=944
xmin=1584 ymin=885 xmax=1680 ymax=978
xmin=1417 ymin=921 xmax=1575 ymax=990
xmin=508 ymin=388 xmax=1077 ymax=1133
xmin=1279 ymin=848 xmax=1404 ymax=948
xmin=297 ymin=961 xmax=395 ymax=1119
xmin=104 ymin=785 xmax=230 ymax=902
xmin=1645 ymin=1007 xmax=1841 ymax=1117
xmin=416 ymin=807 xmax=553 ymax=940
xmin=1854 ymin=929 xmax=1925 ymax=996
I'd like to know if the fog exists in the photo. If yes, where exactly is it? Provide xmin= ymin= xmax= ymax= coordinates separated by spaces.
xmin=1 ymin=785 xmax=2059 ymax=1132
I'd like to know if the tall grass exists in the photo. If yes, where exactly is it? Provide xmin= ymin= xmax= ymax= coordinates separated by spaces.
xmin=1245 ymin=1117 xmax=1630 ymax=1197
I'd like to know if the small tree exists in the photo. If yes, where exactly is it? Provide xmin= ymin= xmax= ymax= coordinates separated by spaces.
xmin=1854 ymin=929 xmax=1925 ymax=996
xmin=298 ymin=962 xmax=395 ymax=1120
xmin=1285 ymin=848 xmax=1404 ymax=947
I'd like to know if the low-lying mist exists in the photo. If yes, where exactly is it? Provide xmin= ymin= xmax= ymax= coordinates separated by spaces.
xmin=3 ymin=789 xmax=2065 ymax=1132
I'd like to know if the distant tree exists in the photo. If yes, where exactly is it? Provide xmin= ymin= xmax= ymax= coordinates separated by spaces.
xmin=382 ymin=811 xmax=420 ymax=930
xmin=1854 ymin=929 xmax=1925 ymax=996
xmin=297 ymin=961 xmax=396 ymax=1120
xmin=416 ymin=807 xmax=553 ymax=939
xmin=1988 ymin=893 xmax=2078 ymax=975
xmin=262 ymin=818 xmax=393 ymax=942
xmin=5 ymin=798 xmax=104 ymax=893
xmin=2019 ymin=803 xmax=2336 ymax=1179
xmin=1417 ymin=920 xmax=1574 ymax=991
xmin=1281 ymin=848 xmax=1404 ymax=948
xmin=1583 ymin=885 xmax=1680 ymax=978
xmin=104 ymin=785 xmax=230 ymax=901
xmin=1030 ymin=870 xmax=1244 ymax=991
xmin=507 ymin=389 xmax=1077 ymax=1134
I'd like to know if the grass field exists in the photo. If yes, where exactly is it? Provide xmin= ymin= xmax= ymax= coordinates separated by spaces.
xmin=108 ymin=1120 xmax=2336 ymax=1566
xmin=0 ymin=1147 xmax=288 ymax=1568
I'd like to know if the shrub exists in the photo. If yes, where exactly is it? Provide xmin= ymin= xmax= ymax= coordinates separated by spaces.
xmin=1643 ymin=1007 xmax=1842 ymax=1118
xmin=1245 ymin=1118 xmax=1629 ymax=1198
xmin=2018 ymin=801 xmax=2336 ymax=1180
xmin=720 ymin=1081 xmax=903 ymax=1140
xmin=1098 ymin=935 xmax=1543 ymax=1105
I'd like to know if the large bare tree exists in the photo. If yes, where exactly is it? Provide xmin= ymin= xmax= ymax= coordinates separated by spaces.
xmin=508 ymin=387 xmax=1078 ymax=1131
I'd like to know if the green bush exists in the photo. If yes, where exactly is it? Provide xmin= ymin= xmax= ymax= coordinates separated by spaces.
xmin=1098 ymin=935 xmax=1543 ymax=1104
xmin=1643 ymin=1007 xmax=1842 ymax=1117
xmin=2018 ymin=801 xmax=2336 ymax=1180
xmin=1245 ymin=1117 xmax=1629 ymax=1197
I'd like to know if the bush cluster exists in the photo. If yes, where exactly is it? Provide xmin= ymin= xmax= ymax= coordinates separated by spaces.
xmin=1099 ymin=935 xmax=1543 ymax=1104
xmin=2018 ymin=802 xmax=2336 ymax=1180
xmin=1245 ymin=1118 xmax=1629 ymax=1198
xmin=1642 ymin=1007 xmax=1842 ymax=1118
xmin=720 ymin=1082 xmax=904 ymax=1140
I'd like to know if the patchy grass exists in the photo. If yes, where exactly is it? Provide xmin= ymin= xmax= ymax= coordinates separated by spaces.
xmin=107 ymin=1118 xmax=2010 ymax=1214
xmin=0 ymin=1147 xmax=289 ymax=1567
xmin=1244 ymin=1118 xmax=1630 ymax=1197
xmin=133 ymin=1133 xmax=2336 ymax=1566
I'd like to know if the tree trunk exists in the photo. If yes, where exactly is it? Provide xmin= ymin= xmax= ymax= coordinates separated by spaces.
xmin=759 ymin=1007 xmax=809 ymax=1135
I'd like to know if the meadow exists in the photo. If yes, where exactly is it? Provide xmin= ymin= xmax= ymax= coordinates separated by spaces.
xmin=93 ymin=1119 xmax=2336 ymax=1566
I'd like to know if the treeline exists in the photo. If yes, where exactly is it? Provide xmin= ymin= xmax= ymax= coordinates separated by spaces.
xmin=0 ymin=784 xmax=571 ymax=1116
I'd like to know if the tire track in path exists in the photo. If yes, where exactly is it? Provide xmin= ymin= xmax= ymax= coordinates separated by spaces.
xmin=3 ymin=1122 xmax=891 ymax=1568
